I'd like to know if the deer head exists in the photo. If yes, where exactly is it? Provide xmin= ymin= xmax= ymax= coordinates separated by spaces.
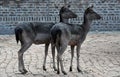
xmin=84 ymin=5 xmax=101 ymax=20
xmin=59 ymin=5 xmax=77 ymax=19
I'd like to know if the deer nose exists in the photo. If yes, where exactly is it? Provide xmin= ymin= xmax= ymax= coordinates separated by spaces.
xmin=73 ymin=14 xmax=77 ymax=18
xmin=75 ymin=14 xmax=77 ymax=18
xmin=97 ymin=15 xmax=101 ymax=19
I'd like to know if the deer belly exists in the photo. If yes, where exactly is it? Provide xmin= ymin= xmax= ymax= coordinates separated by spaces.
xmin=69 ymin=40 xmax=77 ymax=45
xmin=34 ymin=34 xmax=51 ymax=44
xmin=68 ymin=35 xmax=80 ymax=46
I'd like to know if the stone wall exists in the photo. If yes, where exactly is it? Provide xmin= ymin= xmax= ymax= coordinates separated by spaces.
xmin=0 ymin=0 xmax=120 ymax=34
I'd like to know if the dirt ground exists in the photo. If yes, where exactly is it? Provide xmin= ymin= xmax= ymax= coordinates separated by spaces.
xmin=0 ymin=31 xmax=120 ymax=77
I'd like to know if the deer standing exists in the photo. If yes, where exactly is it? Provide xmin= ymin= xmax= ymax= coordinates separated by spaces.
xmin=15 ymin=5 xmax=77 ymax=74
xmin=51 ymin=5 xmax=101 ymax=75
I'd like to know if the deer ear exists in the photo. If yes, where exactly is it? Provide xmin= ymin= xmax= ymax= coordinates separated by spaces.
xmin=64 ymin=4 xmax=71 ymax=8
xmin=54 ymin=4 xmax=59 ymax=9
xmin=54 ymin=4 xmax=61 ymax=10
xmin=67 ymin=4 xmax=71 ymax=8
xmin=91 ymin=4 xmax=94 ymax=8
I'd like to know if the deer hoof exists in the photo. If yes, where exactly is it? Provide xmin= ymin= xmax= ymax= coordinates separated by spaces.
xmin=43 ymin=66 xmax=47 ymax=71
xmin=62 ymin=71 xmax=67 ymax=75
xmin=69 ymin=66 xmax=72 ymax=72
xmin=20 ymin=69 xmax=28 ymax=74
xmin=57 ymin=70 xmax=60 ymax=74
xmin=54 ymin=68 xmax=58 ymax=71
xmin=53 ymin=67 xmax=57 ymax=71
xmin=77 ymin=67 xmax=82 ymax=73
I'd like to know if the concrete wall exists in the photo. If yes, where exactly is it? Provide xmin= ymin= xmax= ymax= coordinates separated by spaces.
xmin=0 ymin=0 xmax=120 ymax=34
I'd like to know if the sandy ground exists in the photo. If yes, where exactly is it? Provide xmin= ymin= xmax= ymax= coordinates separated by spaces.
xmin=0 ymin=31 xmax=120 ymax=77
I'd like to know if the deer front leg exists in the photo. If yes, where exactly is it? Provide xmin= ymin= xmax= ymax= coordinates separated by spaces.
xmin=76 ymin=45 xmax=82 ymax=73
xmin=18 ymin=43 xmax=32 ymax=74
xmin=43 ymin=43 xmax=49 ymax=71
xmin=69 ymin=45 xmax=75 ymax=72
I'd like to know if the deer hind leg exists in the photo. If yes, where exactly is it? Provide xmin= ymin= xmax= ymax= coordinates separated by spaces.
xmin=18 ymin=43 xmax=32 ymax=74
xmin=58 ymin=43 xmax=68 ymax=75
xmin=69 ymin=45 xmax=75 ymax=72
xmin=56 ymin=44 xmax=60 ymax=74
xmin=76 ymin=45 xmax=82 ymax=73
xmin=43 ymin=43 xmax=49 ymax=71
xmin=51 ymin=43 xmax=57 ymax=71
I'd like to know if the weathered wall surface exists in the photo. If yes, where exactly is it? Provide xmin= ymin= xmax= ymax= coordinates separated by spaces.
xmin=0 ymin=0 xmax=120 ymax=34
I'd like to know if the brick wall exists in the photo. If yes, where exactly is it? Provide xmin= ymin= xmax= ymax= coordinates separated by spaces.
xmin=0 ymin=0 xmax=120 ymax=34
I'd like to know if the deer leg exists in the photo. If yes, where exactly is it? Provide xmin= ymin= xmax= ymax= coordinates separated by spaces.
xmin=57 ymin=54 xmax=60 ymax=74
xmin=51 ymin=43 xmax=57 ymax=71
xmin=59 ymin=44 xmax=67 ymax=75
xmin=56 ymin=44 xmax=60 ymax=74
xmin=18 ymin=43 xmax=32 ymax=74
xmin=69 ymin=45 xmax=75 ymax=72
xmin=43 ymin=43 xmax=49 ymax=71
xmin=76 ymin=45 xmax=82 ymax=73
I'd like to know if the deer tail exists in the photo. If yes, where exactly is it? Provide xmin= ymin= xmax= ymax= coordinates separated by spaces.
xmin=14 ymin=27 xmax=23 ymax=44
xmin=51 ymin=29 xmax=62 ymax=45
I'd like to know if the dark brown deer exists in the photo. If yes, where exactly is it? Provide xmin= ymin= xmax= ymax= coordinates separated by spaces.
xmin=14 ymin=5 xmax=77 ymax=74
xmin=51 ymin=5 xmax=101 ymax=75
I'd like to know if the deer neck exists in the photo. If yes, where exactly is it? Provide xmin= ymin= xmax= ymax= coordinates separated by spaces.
xmin=82 ymin=15 xmax=93 ymax=33
xmin=60 ymin=15 xmax=69 ymax=24
xmin=60 ymin=18 xmax=69 ymax=23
